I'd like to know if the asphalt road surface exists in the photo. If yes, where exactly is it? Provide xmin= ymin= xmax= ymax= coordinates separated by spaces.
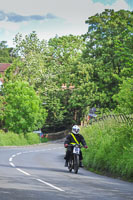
xmin=0 ymin=139 xmax=133 ymax=200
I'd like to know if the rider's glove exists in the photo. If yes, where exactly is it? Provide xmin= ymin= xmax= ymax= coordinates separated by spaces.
xmin=64 ymin=144 xmax=68 ymax=148
xmin=84 ymin=145 xmax=88 ymax=149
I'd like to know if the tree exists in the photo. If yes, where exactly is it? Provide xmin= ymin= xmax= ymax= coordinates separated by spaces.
xmin=48 ymin=34 xmax=86 ymax=85
xmin=11 ymin=31 xmax=48 ymax=87
xmin=7 ymin=33 xmax=87 ymax=131
xmin=83 ymin=9 xmax=133 ymax=109
xmin=6 ymin=32 xmax=65 ymax=131
xmin=2 ymin=81 xmax=47 ymax=133
xmin=13 ymin=31 xmax=48 ymax=58
xmin=0 ymin=41 xmax=14 ymax=63
xmin=45 ymin=35 xmax=87 ymax=128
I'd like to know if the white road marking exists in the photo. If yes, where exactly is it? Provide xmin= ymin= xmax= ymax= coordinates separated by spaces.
xmin=37 ymin=179 xmax=64 ymax=192
xmin=16 ymin=168 xmax=30 ymax=176
xmin=10 ymin=162 xmax=15 ymax=167
xmin=9 ymin=146 xmax=65 ymax=192
xmin=16 ymin=152 xmax=22 ymax=155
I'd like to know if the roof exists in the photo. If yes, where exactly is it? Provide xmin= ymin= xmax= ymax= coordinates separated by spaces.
xmin=0 ymin=63 xmax=11 ymax=73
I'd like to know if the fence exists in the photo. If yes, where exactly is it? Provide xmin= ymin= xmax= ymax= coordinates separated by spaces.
xmin=95 ymin=114 xmax=132 ymax=125
xmin=81 ymin=113 xmax=133 ymax=126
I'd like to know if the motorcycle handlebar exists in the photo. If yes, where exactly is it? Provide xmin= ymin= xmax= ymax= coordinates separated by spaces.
xmin=68 ymin=144 xmax=83 ymax=148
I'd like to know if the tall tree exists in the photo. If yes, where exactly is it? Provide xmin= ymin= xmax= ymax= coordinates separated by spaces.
xmin=83 ymin=9 xmax=133 ymax=109
xmin=11 ymin=31 xmax=48 ymax=86
xmin=46 ymin=35 xmax=87 ymax=128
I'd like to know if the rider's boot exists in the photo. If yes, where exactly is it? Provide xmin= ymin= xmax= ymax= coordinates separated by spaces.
xmin=65 ymin=160 xmax=68 ymax=167
xmin=79 ymin=161 xmax=84 ymax=167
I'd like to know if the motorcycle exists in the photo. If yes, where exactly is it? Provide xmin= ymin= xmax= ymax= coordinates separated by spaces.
xmin=68 ymin=144 xmax=82 ymax=174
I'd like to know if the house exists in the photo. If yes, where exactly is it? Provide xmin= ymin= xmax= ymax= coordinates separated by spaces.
xmin=0 ymin=63 xmax=11 ymax=75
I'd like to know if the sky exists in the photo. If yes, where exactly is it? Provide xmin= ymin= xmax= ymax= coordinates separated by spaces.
xmin=0 ymin=0 xmax=132 ymax=47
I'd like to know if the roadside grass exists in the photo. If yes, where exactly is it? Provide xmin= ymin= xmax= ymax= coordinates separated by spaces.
xmin=81 ymin=119 xmax=133 ymax=181
xmin=0 ymin=130 xmax=48 ymax=146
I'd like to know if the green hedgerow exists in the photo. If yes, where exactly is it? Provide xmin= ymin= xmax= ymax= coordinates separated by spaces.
xmin=0 ymin=131 xmax=28 ymax=146
xmin=0 ymin=130 xmax=41 ymax=146
xmin=81 ymin=119 xmax=133 ymax=180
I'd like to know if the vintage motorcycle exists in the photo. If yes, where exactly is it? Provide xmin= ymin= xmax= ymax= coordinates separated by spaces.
xmin=68 ymin=144 xmax=82 ymax=174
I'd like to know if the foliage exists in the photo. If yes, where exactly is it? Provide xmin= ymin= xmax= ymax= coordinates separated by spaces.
xmin=2 ymin=81 xmax=47 ymax=133
xmin=83 ymin=9 xmax=133 ymax=109
xmin=24 ymin=132 xmax=40 ymax=144
xmin=0 ymin=130 xmax=41 ymax=146
xmin=2 ymin=9 xmax=133 ymax=132
xmin=45 ymin=35 xmax=90 ymax=129
xmin=9 ymin=32 xmax=48 ymax=88
xmin=82 ymin=120 xmax=133 ymax=180
xmin=0 ymin=41 xmax=14 ymax=63
xmin=0 ymin=130 xmax=27 ymax=146
xmin=5 ymin=33 xmax=88 ymax=131
xmin=113 ymin=78 xmax=133 ymax=114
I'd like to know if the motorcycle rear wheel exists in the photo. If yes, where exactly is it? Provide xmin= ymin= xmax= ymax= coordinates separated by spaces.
xmin=74 ymin=154 xmax=79 ymax=174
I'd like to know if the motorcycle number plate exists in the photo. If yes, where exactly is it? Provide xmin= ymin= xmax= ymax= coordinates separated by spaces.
xmin=73 ymin=147 xmax=80 ymax=154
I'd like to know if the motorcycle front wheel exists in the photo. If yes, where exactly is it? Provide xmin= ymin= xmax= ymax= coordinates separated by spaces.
xmin=68 ymin=156 xmax=73 ymax=172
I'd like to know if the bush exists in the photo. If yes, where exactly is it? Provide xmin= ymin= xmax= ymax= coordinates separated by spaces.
xmin=81 ymin=119 xmax=133 ymax=180
xmin=113 ymin=78 xmax=133 ymax=114
xmin=25 ymin=132 xmax=40 ymax=145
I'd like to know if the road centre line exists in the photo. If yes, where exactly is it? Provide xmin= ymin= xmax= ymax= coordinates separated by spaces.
xmin=16 ymin=168 xmax=31 ymax=176
xmin=37 ymin=179 xmax=64 ymax=192
xmin=16 ymin=152 xmax=22 ymax=155
xmin=9 ymin=147 xmax=64 ymax=192
xmin=10 ymin=162 xmax=15 ymax=167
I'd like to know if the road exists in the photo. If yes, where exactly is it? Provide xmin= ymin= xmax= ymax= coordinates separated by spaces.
xmin=0 ymin=139 xmax=133 ymax=200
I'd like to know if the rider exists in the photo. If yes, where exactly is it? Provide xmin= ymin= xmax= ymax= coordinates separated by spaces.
xmin=64 ymin=125 xmax=88 ymax=167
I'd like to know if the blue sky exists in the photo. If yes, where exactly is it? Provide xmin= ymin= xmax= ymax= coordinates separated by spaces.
xmin=0 ymin=0 xmax=132 ymax=47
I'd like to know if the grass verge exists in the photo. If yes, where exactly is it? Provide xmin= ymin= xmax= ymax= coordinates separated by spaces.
xmin=0 ymin=130 xmax=48 ymax=146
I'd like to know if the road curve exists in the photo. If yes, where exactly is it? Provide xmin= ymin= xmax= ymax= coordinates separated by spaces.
xmin=0 ymin=139 xmax=133 ymax=200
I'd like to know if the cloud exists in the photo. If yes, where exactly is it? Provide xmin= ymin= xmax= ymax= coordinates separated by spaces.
xmin=0 ymin=0 xmax=130 ymax=48
xmin=0 ymin=10 xmax=58 ymax=23
xmin=0 ymin=0 xmax=130 ymax=24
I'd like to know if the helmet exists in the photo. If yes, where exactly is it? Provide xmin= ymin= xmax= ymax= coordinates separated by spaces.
xmin=72 ymin=125 xmax=80 ymax=134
